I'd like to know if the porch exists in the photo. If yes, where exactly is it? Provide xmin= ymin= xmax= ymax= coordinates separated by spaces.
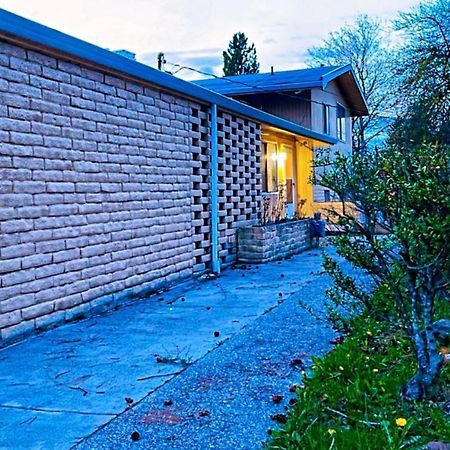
xmin=260 ymin=125 xmax=329 ymax=223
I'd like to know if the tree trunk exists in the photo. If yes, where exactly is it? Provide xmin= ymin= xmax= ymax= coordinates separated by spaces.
xmin=404 ymin=274 xmax=443 ymax=400
xmin=404 ymin=329 xmax=443 ymax=400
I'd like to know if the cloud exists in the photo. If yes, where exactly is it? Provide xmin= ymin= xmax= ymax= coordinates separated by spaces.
xmin=0 ymin=0 xmax=421 ymax=77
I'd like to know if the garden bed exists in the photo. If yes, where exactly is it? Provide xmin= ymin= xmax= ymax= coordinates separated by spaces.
xmin=266 ymin=314 xmax=450 ymax=449
xmin=237 ymin=219 xmax=312 ymax=263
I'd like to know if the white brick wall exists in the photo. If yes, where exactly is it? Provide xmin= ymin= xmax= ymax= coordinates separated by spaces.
xmin=0 ymin=40 xmax=199 ymax=344
xmin=0 ymin=39 xmax=263 ymax=345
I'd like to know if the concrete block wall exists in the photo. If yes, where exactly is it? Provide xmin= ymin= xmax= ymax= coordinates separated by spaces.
xmin=189 ymin=107 xmax=261 ymax=273
xmin=237 ymin=219 xmax=311 ymax=263
xmin=0 ymin=39 xmax=262 ymax=345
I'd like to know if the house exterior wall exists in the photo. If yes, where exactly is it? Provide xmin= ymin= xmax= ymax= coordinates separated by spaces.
xmin=235 ymin=82 xmax=354 ymax=205
xmin=0 ymin=39 xmax=261 ymax=345
xmin=234 ymin=93 xmax=312 ymax=130
xmin=310 ymin=80 xmax=352 ymax=203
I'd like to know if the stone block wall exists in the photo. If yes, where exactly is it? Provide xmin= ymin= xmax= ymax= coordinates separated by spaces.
xmin=237 ymin=219 xmax=311 ymax=263
xmin=0 ymin=39 xmax=261 ymax=345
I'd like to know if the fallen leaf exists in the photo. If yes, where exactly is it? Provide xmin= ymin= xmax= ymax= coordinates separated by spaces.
xmin=291 ymin=357 xmax=303 ymax=366
xmin=272 ymin=394 xmax=283 ymax=404
xmin=271 ymin=413 xmax=287 ymax=424
xmin=198 ymin=409 xmax=210 ymax=417
xmin=131 ymin=431 xmax=140 ymax=441
xmin=330 ymin=336 xmax=345 ymax=345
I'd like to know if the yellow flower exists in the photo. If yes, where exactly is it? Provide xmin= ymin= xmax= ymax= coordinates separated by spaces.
xmin=328 ymin=428 xmax=336 ymax=435
xmin=365 ymin=356 xmax=370 ymax=360
xmin=396 ymin=418 xmax=407 ymax=427
xmin=339 ymin=366 xmax=344 ymax=371
xmin=367 ymin=331 xmax=373 ymax=337
xmin=372 ymin=368 xmax=379 ymax=373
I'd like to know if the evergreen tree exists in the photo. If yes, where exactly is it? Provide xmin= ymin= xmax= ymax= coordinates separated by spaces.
xmin=223 ymin=32 xmax=259 ymax=76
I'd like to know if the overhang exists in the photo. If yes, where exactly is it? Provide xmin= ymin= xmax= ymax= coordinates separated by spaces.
xmin=0 ymin=9 xmax=338 ymax=145
xmin=195 ymin=65 xmax=369 ymax=117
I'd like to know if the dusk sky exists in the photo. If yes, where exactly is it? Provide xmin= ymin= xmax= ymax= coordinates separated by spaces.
xmin=0 ymin=0 xmax=420 ymax=79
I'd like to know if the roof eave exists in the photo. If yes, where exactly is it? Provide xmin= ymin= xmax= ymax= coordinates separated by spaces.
xmin=0 ymin=8 xmax=336 ymax=145
xmin=321 ymin=64 xmax=369 ymax=116
xmin=193 ymin=80 xmax=322 ymax=97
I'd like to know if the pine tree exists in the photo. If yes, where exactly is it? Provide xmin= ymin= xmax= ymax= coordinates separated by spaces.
xmin=223 ymin=32 xmax=259 ymax=76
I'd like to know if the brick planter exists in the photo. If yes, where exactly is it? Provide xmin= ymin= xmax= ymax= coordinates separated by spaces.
xmin=237 ymin=219 xmax=312 ymax=263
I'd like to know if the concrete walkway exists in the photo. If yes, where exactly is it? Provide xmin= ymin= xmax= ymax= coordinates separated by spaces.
xmin=0 ymin=250 xmax=333 ymax=450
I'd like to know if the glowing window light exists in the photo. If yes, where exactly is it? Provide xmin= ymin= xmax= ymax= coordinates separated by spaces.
xmin=271 ymin=151 xmax=287 ymax=163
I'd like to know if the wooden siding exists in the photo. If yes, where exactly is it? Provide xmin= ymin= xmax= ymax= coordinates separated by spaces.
xmin=233 ymin=92 xmax=312 ymax=129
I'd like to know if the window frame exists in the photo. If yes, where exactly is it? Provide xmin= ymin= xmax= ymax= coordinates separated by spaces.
xmin=336 ymin=103 xmax=347 ymax=142
xmin=261 ymin=141 xmax=279 ymax=194
xmin=323 ymin=104 xmax=331 ymax=135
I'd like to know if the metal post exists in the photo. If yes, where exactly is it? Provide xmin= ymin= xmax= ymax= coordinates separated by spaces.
xmin=210 ymin=103 xmax=220 ymax=274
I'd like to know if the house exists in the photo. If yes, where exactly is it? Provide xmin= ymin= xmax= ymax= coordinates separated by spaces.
xmin=195 ymin=66 xmax=368 ymax=212
xmin=0 ymin=9 xmax=367 ymax=345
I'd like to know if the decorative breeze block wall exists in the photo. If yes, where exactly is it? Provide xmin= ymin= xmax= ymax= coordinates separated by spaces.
xmin=189 ymin=108 xmax=261 ymax=273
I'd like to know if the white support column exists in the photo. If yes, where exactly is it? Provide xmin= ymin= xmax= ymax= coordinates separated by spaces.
xmin=210 ymin=103 xmax=220 ymax=274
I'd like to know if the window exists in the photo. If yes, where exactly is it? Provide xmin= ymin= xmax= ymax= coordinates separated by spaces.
xmin=261 ymin=142 xmax=278 ymax=192
xmin=336 ymin=104 xmax=347 ymax=142
xmin=323 ymin=105 xmax=331 ymax=135
xmin=324 ymin=189 xmax=331 ymax=202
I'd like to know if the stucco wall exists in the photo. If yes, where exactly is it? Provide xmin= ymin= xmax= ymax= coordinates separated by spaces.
xmin=0 ymin=40 xmax=261 ymax=345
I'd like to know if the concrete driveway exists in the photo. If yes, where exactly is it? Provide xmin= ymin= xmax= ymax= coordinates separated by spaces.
xmin=0 ymin=250 xmax=332 ymax=450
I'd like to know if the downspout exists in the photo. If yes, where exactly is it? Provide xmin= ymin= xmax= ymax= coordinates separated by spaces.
xmin=210 ymin=103 xmax=220 ymax=274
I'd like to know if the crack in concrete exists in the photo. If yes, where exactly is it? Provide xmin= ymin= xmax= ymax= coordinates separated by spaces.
xmin=0 ymin=404 xmax=117 ymax=416
xmin=137 ymin=370 xmax=183 ymax=382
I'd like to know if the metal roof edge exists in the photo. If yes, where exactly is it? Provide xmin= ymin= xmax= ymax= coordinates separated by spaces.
xmin=0 ymin=8 xmax=336 ymax=145
xmin=321 ymin=64 xmax=369 ymax=113
xmin=194 ymin=80 xmax=323 ymax=96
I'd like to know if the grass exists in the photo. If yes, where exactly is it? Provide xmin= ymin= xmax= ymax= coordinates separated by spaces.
xmin=266 ymin=316 xmax=450 ymax=450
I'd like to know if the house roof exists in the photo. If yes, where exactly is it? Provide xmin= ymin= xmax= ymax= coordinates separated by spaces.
xmin=0 ymin=9 xmax=338 ymax=145
xmin=194 ymin=66 xmax=369 ymax=117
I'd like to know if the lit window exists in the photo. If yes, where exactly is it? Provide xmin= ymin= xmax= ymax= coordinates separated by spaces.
xmin=323 ymin=105 xmax=330 ymax=135
xmin=262 ymin=142 xmax=278 ymax=192
xmin=336 ymin=104 xmax=346 ymax=142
